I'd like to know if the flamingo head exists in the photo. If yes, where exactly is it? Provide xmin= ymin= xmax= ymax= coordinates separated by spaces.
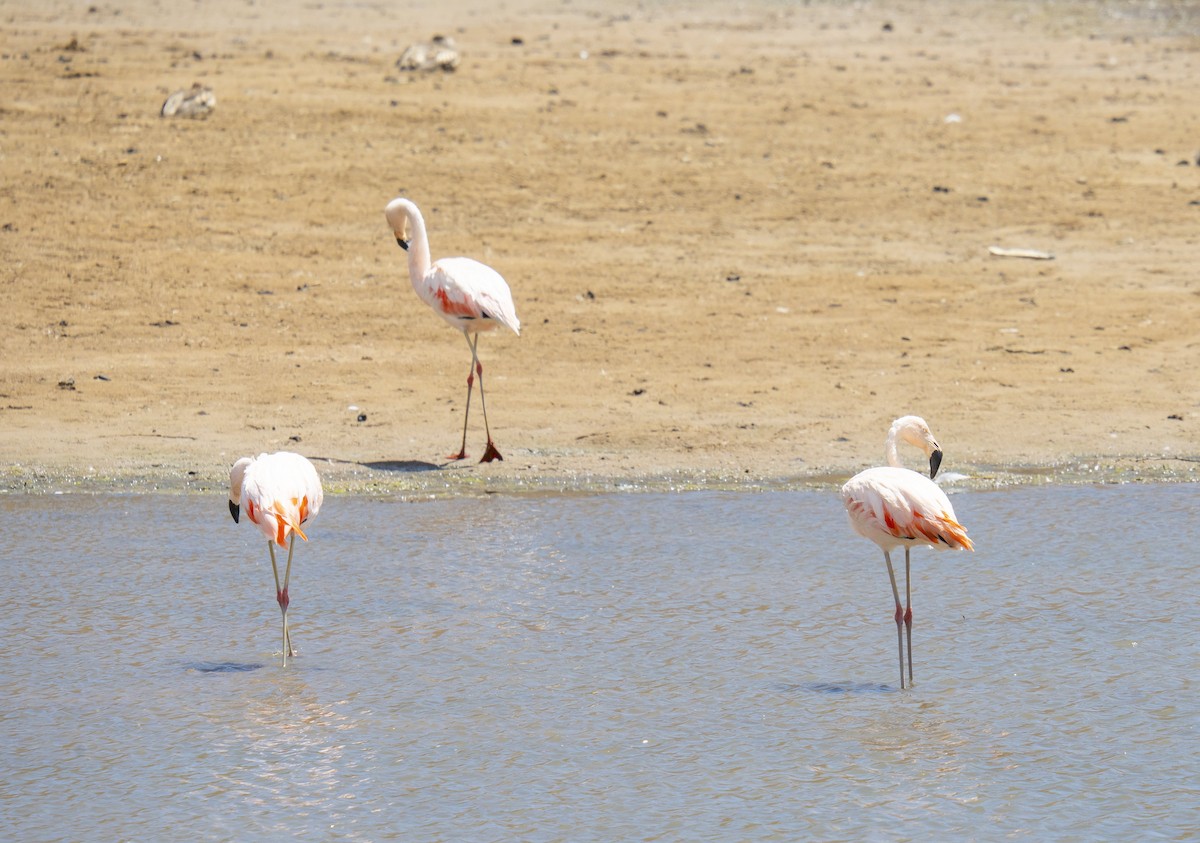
xmin=891 ymin=415 xmax=943 ymax=479
xmin=228 ymin=456 xmax=254 ymax=523
xmin=384 ymin=196 xmax=416 ymax=251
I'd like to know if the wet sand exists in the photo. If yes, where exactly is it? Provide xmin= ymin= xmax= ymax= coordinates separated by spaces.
xmin=2 ymin=0 xmax=1198 ymax=494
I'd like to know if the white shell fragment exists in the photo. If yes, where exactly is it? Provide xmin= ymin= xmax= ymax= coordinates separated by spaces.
xmin=987 ymin=246 xmax=1055 ymax=260
xmin=160 ymin=83 xmax=216 ymax=118
xmin=396 ymin=35 xmax=460 ymax=72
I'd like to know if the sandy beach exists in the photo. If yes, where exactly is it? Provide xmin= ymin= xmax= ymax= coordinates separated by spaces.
xmin=2 ymin=0 xmax=1198 ymax=495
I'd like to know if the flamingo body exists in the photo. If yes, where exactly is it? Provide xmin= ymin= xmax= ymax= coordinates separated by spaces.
xmin=841 ymin=416 xmax=973 ymax=689
xmin=231 ymin=452 xmax=323 ymax=547
xmin=385 ymin=196 xmax=520 ymax=462
xmin=843 ymin=466 xmax=971 ymax=554
xmin=228 ymin=451 xmax=323 ymax=665
xmin=417 ymin=257 xmax=521 ymax=335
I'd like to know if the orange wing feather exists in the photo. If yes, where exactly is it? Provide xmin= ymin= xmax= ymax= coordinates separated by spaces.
xmin=435 ymin=287 xmax=480 ymax=318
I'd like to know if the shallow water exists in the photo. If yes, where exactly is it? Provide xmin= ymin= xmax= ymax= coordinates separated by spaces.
xmin=1 ymin=485 xmax=1196 ymax=841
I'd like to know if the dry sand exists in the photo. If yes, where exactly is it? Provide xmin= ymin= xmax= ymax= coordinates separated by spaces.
xmin=2 ymin=0 xmax=1199 ymax=495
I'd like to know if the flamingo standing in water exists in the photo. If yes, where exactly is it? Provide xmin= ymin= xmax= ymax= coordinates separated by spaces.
xmin=384 ymin=196 xmax=521 ymax=463
xmin=841 ymin=416 xmax=973 ymax=689
xmin=228 ymin=452 xmax=323 ymax=666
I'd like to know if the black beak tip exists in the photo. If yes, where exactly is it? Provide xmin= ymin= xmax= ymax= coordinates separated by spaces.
xmin=929 ymin=449 xmax=943 ymax=480
xmin=396 ymin=237 xmax=410 ymax=251
xmin=229 ymin=500 xmax=240 ymax=523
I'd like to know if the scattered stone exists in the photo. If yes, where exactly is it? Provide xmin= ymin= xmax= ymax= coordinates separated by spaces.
xmin=161 ymin=83 xmax=216 ymax=118
xmin=396 ymin=35 xmax=460 ymax=72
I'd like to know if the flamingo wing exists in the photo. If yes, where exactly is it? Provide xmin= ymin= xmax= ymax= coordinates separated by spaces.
xmin=842 ymin=467 xmax=972 ymax=551
xmin=423 ymin=257 xmax=521 ymax=334
xmin=241 ymin=453 xmax=323 ymax=547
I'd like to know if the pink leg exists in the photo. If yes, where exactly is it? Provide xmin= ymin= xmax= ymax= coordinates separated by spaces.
xmin=883 ymin=550 xmax=905 ymax=690
xmin=280 ymin=534 xmax=297 ymax=662
xmin=467 ymin=333 xmax=503 ymax=463
xmin=268 ymin=541 xmax=293 ymax=666
xmin=904 ymin=547 xmax=913 ymax=686
xmin=448 ymin=342 xmax=475 ymax=461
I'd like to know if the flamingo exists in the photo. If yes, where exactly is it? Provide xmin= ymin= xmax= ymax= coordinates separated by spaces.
xmin=384 ymin=196 xmax=521 ymax=463
xmin=228 ymin=451 xmax=324 ymax=666
xmin=841 ymin=415 xmax=973 ymax=689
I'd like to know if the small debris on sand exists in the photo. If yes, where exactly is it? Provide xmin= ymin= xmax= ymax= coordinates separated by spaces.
xmin=396 ymin=35 xmax=460 ymax=72
xmin=161 ymin=83 xmax=216 ymax=118
xmin=988 ymin=246 xmax=1055 ymax=260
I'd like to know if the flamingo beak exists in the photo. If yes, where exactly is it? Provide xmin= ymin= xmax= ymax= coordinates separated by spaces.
xmin=929 ymin=449 xmax=943 ymax=480
xmin=395 ymin=236 xmax=410 ymax=251
xmin=229 ymin=500 xmax=240 ymax=523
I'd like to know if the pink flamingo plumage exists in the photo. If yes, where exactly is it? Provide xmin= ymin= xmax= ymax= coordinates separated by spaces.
xmin=228 ymin=451 xmax=323 ymax=666
xmin=385 ymin=197 xmax=521 ymax=463
xmin=841 ymin=416 xmax=973 ymax=689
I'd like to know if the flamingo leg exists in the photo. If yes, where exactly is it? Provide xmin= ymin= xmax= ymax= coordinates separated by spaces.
xmin=268 ymin=539 xmax=294 ymax=666
xmin=468 ymin=333 xmax=503 ymax=463
xmin=883 ymin=550 xmax=905 ymax=690
xmin=447 ymin=333 xmax=478 ymax=461
xmin=268 ymin=541 xmax=289 ymax=666
xmin=280 ymin=533 xmax=298 ymax=663
xmin=904 ymin=547 xmax=914 ymax=687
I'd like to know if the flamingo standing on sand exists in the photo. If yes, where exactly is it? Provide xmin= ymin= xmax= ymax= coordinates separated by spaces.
xmin=384 ymin=196 xmax=521 ymax=463
xmin=841 ymin=415 xmax=973 ymax=689
xmin=228 ymin=451 xmax=323 ymax=666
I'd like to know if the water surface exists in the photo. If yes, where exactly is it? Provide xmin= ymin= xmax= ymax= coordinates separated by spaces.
xmin=1 ymin=485 xmax=1196 ymax=840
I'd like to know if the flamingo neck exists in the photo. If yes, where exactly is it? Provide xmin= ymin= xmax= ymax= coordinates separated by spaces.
xmin=229 ymin=456 xmax=253 ymax=506
xmin=884 ymin=429 xmax=903 ymax=468
xmin=401 ymin=207 xmax=433 ymax=289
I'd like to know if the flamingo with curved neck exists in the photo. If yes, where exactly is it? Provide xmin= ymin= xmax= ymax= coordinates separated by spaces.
xmin=228 ymin=451 xmax=324 ymax=666
xmin=385 ymin=197 xmax=521 ymax=463
xmin=841 ymin=415 xmax=973 ymax=689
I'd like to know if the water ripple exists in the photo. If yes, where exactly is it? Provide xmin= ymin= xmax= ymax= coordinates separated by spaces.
xmin=0 ymin=485 xmax=1197 ymax=840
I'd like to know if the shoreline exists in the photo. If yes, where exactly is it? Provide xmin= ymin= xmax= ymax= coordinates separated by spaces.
xmin=5 ymin=453 xmax=1196 ymax=497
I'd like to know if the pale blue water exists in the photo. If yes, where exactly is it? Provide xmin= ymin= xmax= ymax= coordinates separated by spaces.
xmin=1 ymin=485 xmax=1196 ymax=841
